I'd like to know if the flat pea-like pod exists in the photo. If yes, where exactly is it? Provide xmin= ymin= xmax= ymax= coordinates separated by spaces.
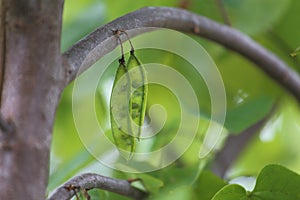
xmin=127 ymin=51 xmax=148 ymax=140
xmin=110 ymin=60 xmax=135 ymax=160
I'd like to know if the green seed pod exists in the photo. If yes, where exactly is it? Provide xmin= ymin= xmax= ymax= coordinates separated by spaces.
xmin=110 ymin=60 xmax=135 ymax=160
xmin=127 ymin=51 xmax=148 ymax=140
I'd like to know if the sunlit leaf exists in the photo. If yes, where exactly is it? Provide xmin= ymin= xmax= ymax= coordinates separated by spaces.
xmin=193 ymin=171 xmax=227 ymax=200
xmin=212 ymin=184 xmax=248 ymax=200
xmin=252 ymin=164 xmax=300 ymax=199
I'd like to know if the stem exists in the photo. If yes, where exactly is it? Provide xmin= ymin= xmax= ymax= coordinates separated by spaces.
xmin=214 ymin=0 xmax=231 ymax=26
xmin=120 ymin=30 xmax=134 ymax=52
xmin=115 ymin=34 xmax=125 ymax=64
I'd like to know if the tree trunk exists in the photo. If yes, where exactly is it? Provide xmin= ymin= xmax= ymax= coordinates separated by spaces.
xmin=0 ymin=0 xmax=64 ymax=199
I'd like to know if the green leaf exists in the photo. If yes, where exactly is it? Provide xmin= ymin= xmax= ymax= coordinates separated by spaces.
xmin=224 ymin=0 xmax=290 ymax=35
xmin=151 ymin=186 xmax=193 ymax=200
xmin=127 ymin=51 xmax=148 ymax=140
xmin=213 ymin=165 xmax=300 ymax=200
xmin=191 ymin=0 xmax=290 ymax=35
xmin=273 ymin=0 xmax=300 ymax=60
xmin=225 ymin=95 xmax=274 ymax=133
xmin=252 ymin=164 xmax=300 ymax=199
xmin=110 ymin=61 xmax=135 ymax=160
xmin=130 ymin=174 xmax=164 ymax=194
xmin=104 ymin=0 xmax=177 ymax=21
xmin=212 ymin=184 xmax=248 ymax=200
xmin=193 ymin=171 xmax=227 ymax=200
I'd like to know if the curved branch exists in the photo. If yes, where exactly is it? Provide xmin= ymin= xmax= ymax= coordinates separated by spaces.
xmin=63 ymin=6 xmax=300 ymax=101
xmin=48 ymin=173 xmax=148 ymax=200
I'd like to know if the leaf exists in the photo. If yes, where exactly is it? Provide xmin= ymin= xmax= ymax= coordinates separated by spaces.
xmin=130 ymin=174 xmax=164 ymax=194
xmin=212 ymin=184 xmax=248 ymax=200
xmin=104 ymin=0 xmax=177 ymax=21
xmin=193 ymin=171 xmax=227 ymax=200
xmin=191 ymin=0 xmax=290 ymax=35
xmin=110 ymin=61 xmax=135 ymax=160
xmin=252 ymin=164 xmax=300 ymax=199
xmin=225 ymin=95 xmax=274 ymax=134
xmin=273 ymin=0 xmax=300 ymax=58
xmin=151 ymin=186 xmax=193 ymax=200
xmin=212 ymin=164 xmax=300 ymax=200
xmin=127 ymin=51 xmax=148 ymax=140
xmin=223 ymin=0 xmax=290 ymax=35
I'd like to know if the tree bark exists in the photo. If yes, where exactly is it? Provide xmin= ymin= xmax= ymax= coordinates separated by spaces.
xmin=0 ymin=0 xmax=64 ymax=199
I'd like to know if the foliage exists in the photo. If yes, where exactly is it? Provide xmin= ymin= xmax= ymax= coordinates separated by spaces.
xmin=212 ymin=164 xmax=300 ymax=200
xmin=49 ymin=0 xmax=300 ymax=199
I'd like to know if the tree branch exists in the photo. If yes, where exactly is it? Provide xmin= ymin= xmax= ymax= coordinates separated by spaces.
xmin=211 ymin=103 xmax=277 ymax=178
xmin=211 ymin=117 xmax=267 ymax=178
xmin=62 ymin=6 xmax=300 ymax=101
xmin=48 ymin=173 xmax=148 ymax=200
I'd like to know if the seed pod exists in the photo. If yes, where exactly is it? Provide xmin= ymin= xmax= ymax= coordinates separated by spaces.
xmin=127 ymin=50 xmax=148 ymax=140
xmin=110 ymin=59 xmax=135 ymax=160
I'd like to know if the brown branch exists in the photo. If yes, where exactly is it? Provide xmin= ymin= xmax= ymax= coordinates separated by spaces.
xmin=48 ymin=173 xmax=148 ymax=200
xmin=62 ymin=6 xmax=300 ymax=102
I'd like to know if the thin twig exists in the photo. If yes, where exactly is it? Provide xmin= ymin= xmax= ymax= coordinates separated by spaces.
xmin=267 ymin=30 xmax=300 ymax=68
xmin=178 ymin=0 xmax=191 ymax=9
xmin=114 ymin=33 xmax=125 ymax=64
xmin=62 ymin=7 xmax=300 ymax=102
xmin=119 ymin=30 xmax=134 ymax=52
xmin=48 ymin=173 xmax=148 ymax=200
xmin=214 ymin=0 xmax=231 ymax=26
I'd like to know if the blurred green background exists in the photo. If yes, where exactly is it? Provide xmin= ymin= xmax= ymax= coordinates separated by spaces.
xmin=49 ymin=0 xmax=300 ymax=199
